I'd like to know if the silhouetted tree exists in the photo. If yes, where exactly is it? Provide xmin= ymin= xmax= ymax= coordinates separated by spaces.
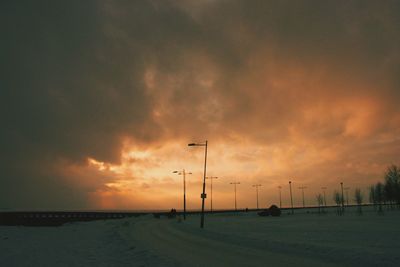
xmin=375 ymin=182 xmax=384 ymax=213
xmin=383 ymin=165 xmax=400 ymax=209
xmin=368 ymin=164 xmax=400 ymax=213
xmin=369 ymin=185 xmax=377 ymax=210
xmin=316 ymin=194 xmax=324 ymax=214
xmin=354 ymin=188 xmax=363 ymax=215
xmin=333 ymin=191 xmax=343 ymax=215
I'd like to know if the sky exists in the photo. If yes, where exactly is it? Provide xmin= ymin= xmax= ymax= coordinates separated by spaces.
xmin=1 ymin=0 xmax=400 ymax=211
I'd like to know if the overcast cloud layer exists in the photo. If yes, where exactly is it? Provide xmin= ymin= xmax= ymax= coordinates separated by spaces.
xmin=1 ymin=0 xmax=400 ymax=210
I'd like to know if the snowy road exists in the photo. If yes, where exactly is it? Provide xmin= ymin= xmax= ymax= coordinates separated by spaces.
xmin=1 ymin=209 xmax=400 ymax=266
xmin=123 ymin=216 xmax=336 ymax=266
xmin=121 ymin=210 xmax=400 ymax=266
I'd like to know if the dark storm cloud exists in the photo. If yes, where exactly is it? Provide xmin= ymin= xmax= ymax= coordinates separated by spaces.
xmin=0 ymin=0 xmax=180 ymax=208
xmin=1 ymin=0 xmax=399 ymax=209
xmin=153 ymin=0 xmax=400 ymax=138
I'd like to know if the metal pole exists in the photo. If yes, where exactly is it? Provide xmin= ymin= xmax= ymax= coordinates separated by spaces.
xmin=289 ymin=181 xmax=294 ymax=214
xmin=206 ymin=176 xmax=218 ymax=212
xmin=230 ymin=182 xmax=240 ymax=211
xmin=211 ymin=177 xmax=213 ymax=212
xmin=235 ymin=183 xmax=237 ymax=210
xmin=298 ymin=186 xmax=307 ymax=208
xmin=278 ymin=186 xmax=282 ymax=208
xmin=183 ymin=169 xmax=186 ymax=220
xmin=322 ymin=187 xmax=327 ymax=207
xmin=256 ymin=186 xmax=259 ymax=209
xmin=344 ymin=187 xmax=350 ymax=206
xmin=173 ymin=170 xmax=191 ymax=220
xmin=200 ymin=141 xmax=208 ymax=228
xmin=188 ymin=141 xmax=208 ymax=228
xmin=252 ymin=184 xmax=262 ymax=209
xmin=340 ymin=182 xmax=344 ymax=212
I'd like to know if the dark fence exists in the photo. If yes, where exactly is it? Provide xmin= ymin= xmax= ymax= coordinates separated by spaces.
xmin=0 ymin=211 xmax=146 ymax=226
xmin=0 ymin=204 xmax=375 ymax=226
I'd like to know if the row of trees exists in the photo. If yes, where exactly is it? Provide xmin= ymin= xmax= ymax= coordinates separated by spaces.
xmin=313 ymin=165 xmax=399 ymax=215
xmin=369 ymin=165 xmax=400 ymax=212
xmin=315 ymin=188 xmax=362 ymax=215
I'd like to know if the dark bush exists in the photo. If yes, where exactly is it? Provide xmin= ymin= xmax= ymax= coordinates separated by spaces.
xmin=167 ymin=208 xmax=177 ymax=219
xmin=257 ymin=210 xmax=270 ymax=216
xmin=269 ymin=205 xmax=281 ymax=216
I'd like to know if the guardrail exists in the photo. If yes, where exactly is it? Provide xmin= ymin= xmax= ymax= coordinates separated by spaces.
xmin=0 ymin=211 xmax=146 ymax=226
xmin=0 ymin=204 xmax=375 ymax=226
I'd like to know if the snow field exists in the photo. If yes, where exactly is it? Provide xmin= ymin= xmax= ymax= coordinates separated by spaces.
xmin=1 ymin=207 xmax=399 ymax=266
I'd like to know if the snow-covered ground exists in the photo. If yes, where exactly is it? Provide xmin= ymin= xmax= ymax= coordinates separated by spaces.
xmin=1 ymin=208 xmax=399 ymax=266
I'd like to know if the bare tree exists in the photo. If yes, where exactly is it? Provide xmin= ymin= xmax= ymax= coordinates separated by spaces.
xmin=316 ymin=194 xmax=324 ymax=214
xmin=354 ymin=188 xmax=363 ymax=215
xmin=368 ymin=164 xmax=400 ymax=213
xmin=375 ymin=182 xmax=384 ymax=213
xmin=333 ymin=191 xmax=343 ymax=215
xmin=384 ymin=165 xmax=400 ymax=209
xmin=369 ymin=185 xmax=376 ymax=210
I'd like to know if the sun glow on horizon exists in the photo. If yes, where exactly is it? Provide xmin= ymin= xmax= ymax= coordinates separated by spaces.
xmin=83 ymin=136 xmax=393 ymax=210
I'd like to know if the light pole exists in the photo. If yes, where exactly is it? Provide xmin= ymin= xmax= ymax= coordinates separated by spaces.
xmin=321 ymin=187 xmax=327 ymax=207
xmin=252 ymin=184 xmax=262 ymax=209
xmin=298 ymin=186 xmax=307 ymax=208
xmin=173 ymin=169 xmax=192 ymax=220
xmin=278 ymin=186 xmax=282 ymax=208
xmin=230 ymin=181 xmax=240 ymax=211
xmin=188 ymin=141 xmax=208 ymax=228
xmin=289 ymin=181 xmax=294 ymax=214
xmin=344 ymin=187 xmax=350 ymax=206
xmin=206 ymin=176 xmax=218 ymax=212
xmin=340 ymin=182 xmax=345 ymax=212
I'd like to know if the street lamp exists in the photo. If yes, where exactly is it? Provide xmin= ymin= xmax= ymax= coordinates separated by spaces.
xmin=344 ymin=187 xmax=350 ymax=206
xmin=206 ymin=176 xmax=218 ymax=212
xmin=173 ymin=169 xmax=192 ymax=220
xmin=289 ymin=181 xmax=294 ymax=214
xmin=230 ymin=181 xmax=240 ymax=211
xmin=340 ymin=182 xmax=345 ymax=213
xmin=321 ymin=187 xmax=327 ymax=208
xmin=278 ymin=186 xmax=282 ymax=208
xmin=298 ymin=186 xmax=307 ymax=208
xmin=188 ymin=140 xmax=208 ymax=228
xmin=252 ymin=184 xmax=262 ymax=209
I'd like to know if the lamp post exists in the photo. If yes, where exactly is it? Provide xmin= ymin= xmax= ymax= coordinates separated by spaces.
xmin=206 ymin=176 xmax=218 ymax=212
xmin=173 ymin=169 xmax=192 ymax=220
xmin=188 ymin=141 xmax=208 ymax=228
xmin=252 ymin=184 xmax=262 ymax=209
xmin=340 ymin=182 xmax=345 ymax=212
xmin=289 ymin=181 xmax=294 ymax=214
xmin=344 ymin=187 xmax=350 ymax=206
xmin=298 ymin=186 xmax=307 ymax=208
xmin=321 ymin=187 xmax=327 ymax=208
xmin=230 ymin=181 xmax=240 ymax=211
xmin=278 ymin=186 xmax=282 ymax=208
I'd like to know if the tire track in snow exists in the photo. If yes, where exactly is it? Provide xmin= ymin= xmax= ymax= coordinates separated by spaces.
xmin=123 ymin=218 xmax=339 ymax=267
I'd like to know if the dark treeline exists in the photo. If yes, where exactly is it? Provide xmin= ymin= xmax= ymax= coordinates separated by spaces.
xmin=369 ymin=165 xmax=400 ymax=212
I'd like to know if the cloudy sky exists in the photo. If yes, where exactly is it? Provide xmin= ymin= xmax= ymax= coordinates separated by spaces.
xmin=1 ymin=0 xmax=400 ymax=211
